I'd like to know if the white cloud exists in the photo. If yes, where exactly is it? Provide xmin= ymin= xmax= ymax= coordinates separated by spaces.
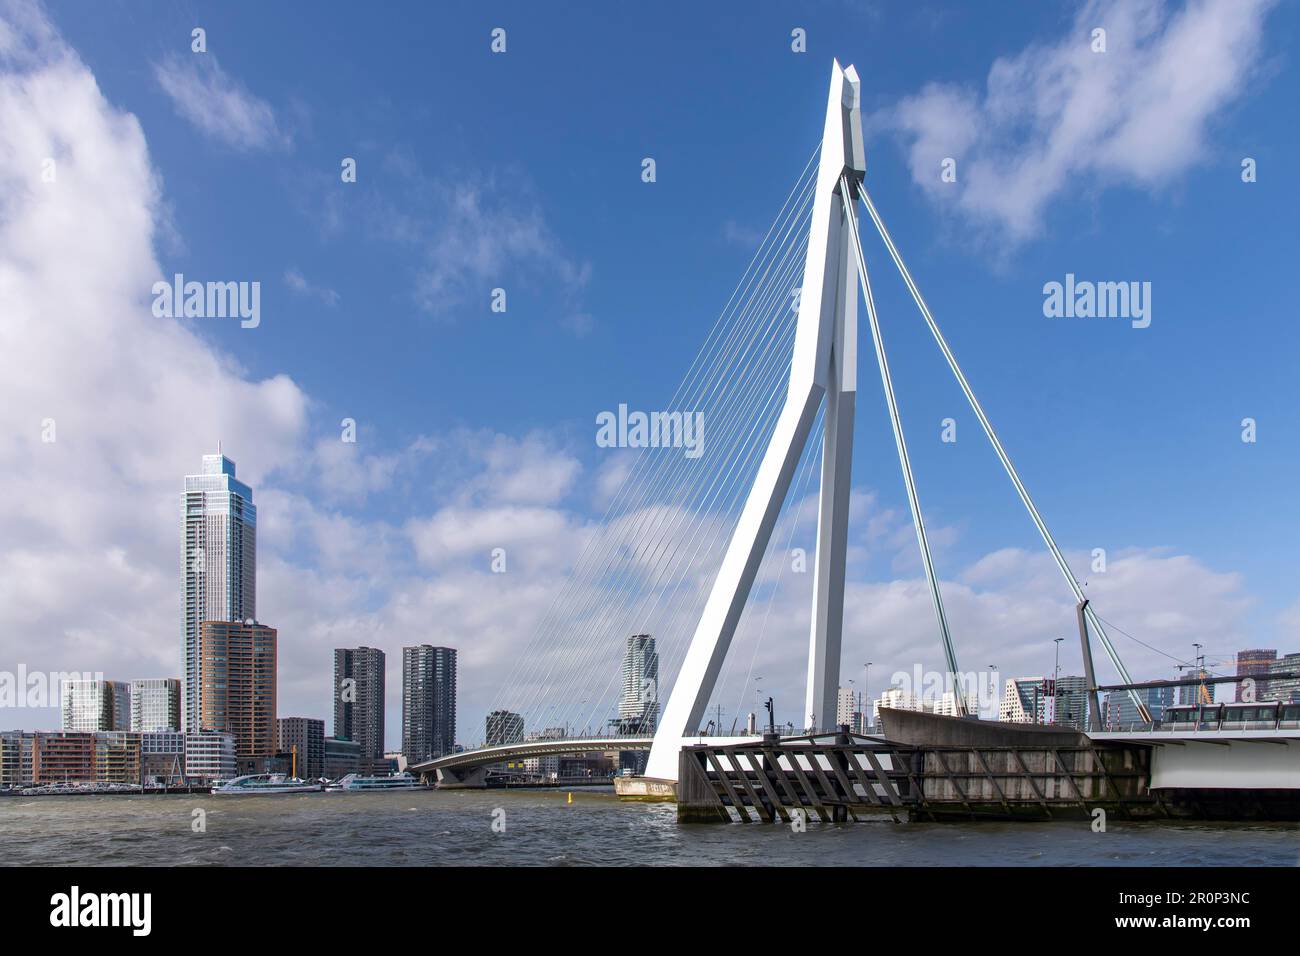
xmin=154 ymin=52 xmax=287 ymax=151
xmin=415 ymin=177 xmax=591 ymax=317
xmin=0 ymin=1 xmax=306 ymax=721
xmin=876 ymin=0 xmax=1275 ymax=242
xmin=284 ymin=268 xmax=339 ymax=307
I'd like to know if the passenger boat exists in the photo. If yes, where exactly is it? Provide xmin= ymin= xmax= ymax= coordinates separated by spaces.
xmin=211 ymin=773 xmax=322 ymax=795
xmin=325 ymin=771 xmax=426 ymax=792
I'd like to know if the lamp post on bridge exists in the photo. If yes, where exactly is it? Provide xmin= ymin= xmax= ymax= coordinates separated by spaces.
xmin=863 ymin=661 xmax=872 ymax=731
xmin=988 ymin=665 xmax=997 ymax=720
xmin=1053 ymin=636 xmax=1064 ymax=725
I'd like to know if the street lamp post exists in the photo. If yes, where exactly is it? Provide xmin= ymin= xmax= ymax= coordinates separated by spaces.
xmin=988 ymin=664 xmax=997 ymax=719
xmin=1053 ymin=636 xmax=1064 ymax=726
xmin=863 ymin=662 xmax=872 ymax=730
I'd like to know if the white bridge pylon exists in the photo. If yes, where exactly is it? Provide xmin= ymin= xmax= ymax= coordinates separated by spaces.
xmin=645 ymin=60 xmax=1149 ymax=782
xmin=644 ymin=62 xmax=866 ymax=781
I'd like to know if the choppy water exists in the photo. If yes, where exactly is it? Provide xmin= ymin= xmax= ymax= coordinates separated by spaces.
xmin=1 ymin=789 xmax=1297 ymax=866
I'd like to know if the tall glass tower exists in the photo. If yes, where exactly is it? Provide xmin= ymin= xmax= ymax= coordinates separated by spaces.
xmin=183 ymin=449 xmax=256 ymax=733
xmin=401 ymin=645 xmax=456 ymax=763
xmin=619 ymin=633 xmax=659 ymax=731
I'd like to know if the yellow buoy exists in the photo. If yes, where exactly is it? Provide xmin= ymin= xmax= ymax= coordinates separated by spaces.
xmin=567 ymin=792 xmax=573 ymax=804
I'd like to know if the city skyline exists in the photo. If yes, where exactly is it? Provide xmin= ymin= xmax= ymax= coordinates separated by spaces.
xmin=2 ymin=1 xmax=1297 ymax=748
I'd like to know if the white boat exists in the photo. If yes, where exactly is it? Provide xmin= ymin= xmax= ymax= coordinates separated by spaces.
xmin=326 ymin=771 xmax=426 ymax=792
xmin=211 ymin=773 xmax=322 ymax=795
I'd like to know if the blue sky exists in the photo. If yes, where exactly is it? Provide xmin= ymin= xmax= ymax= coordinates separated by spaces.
xmin=2 ymin=0 xmax=1297 ymax=743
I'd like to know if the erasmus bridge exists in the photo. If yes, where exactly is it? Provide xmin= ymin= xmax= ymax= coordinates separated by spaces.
xmin=410 ymin=61 xmax=1165 ymax=790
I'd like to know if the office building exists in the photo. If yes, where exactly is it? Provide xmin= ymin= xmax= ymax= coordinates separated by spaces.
xmin=402 ymin=645 xmax=457 ymax=763
xmin=1178 ymin=668 xmax=1216 ymax=706
xmin=185 ymin=730 xmax=237 ymax=782
xmin=1000 ymin=678 xmax=1053 ymax=724
xmin=61 ymin=679 xmax=130 ymax=732
xmin=131 ymin=678 xmax=181 ymax=732
xmin=333 ymin=647 xmax=385 ymax=768
xmin=1268 ymin=653 xmax=1300 ymax=702
xmin=618 ymin=634 xmax=659 ymax=732
xmin=275 ymin=717 xmax=325 ymax=780
xmin=184 ymin=449 xmax=257 ymax=733
xmin=140 ymin=731 xmax=186 ymax=786
xmin=198 ymin=620 xmax=277 ymax=759
xmin=835 ymin=686 xmax=863 ymax=732
xmin=1001 ymin=676 xmax=1090 ymax=728
xmin=324 ymin=736 xmax=361 ymax=779
xmin=1052 ymin=675 xmax=1089 ymax=730
xmin=1103 ymin=684 xmax=1175 ymax=730
xmin=1235 ymin=648 xmax=1277 ymax=701
xmin=486 ymin=710 xmax=524 ymax=747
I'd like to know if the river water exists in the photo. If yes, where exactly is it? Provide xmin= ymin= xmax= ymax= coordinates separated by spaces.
xmin=2 ymin=789 xmax=1297 ymax=866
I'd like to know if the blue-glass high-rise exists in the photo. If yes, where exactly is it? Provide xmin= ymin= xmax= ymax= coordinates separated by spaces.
xmin=183 ymin=449 xmax=256 ymax=734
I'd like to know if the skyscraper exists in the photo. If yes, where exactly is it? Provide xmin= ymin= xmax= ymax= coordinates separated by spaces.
xmin=130 ymin=678 xmax=181 ymax=732
xmin=401 ymin=645 xmax=456 ymax=763
xmin=1236 ymin=648 xmax=1277 ymax=701
xmin=1051 ymin=675 xmax=1089 ymax=730
xmin=61 ymin=679 xmax=130 ymax=732
xmin=333 ymin=647 xmax=386 ymax=768
xmin=198 ymin=620 xmax=277 ymax=759
xmin=183 ymin=449 xmax=256 ymax=733
xmin=619 ymin=634 xmax=659 ymax=732
xmin=485 ymin=710 xmax=524 ymax=746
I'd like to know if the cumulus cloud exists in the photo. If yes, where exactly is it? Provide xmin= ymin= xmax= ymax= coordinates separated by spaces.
xmin=0 ymin=1 xmax=307 ymax=720
xmin=154 ymin=51 xmax=287 ymax=151
xmin=876 ymin=0 xmax=1276 ymax=242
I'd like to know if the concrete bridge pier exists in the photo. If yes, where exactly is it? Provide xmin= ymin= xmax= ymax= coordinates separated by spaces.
xmin=430 ymin=765 xmax=488 ymax=789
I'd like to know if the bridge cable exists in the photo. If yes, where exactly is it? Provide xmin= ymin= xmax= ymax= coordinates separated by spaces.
xmin=563 ymin=232 xmax=814 ymax=736
xmin=858 ymin=187 xmax=1150 ymax=722
xmin=489 ymin=155 xmax=821 ymax=742
xmin=843 ymin=179 xmax=966 ymax=714
xmin=490 ymin=155 xmax=817 ymax=723
xmin=519 ymin=212 xmax=811 ymax=731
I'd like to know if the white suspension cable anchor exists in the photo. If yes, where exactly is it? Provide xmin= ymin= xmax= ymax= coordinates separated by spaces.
xmin=842 ymin=176 xmax=967 ymax=715
xmin=859 ymin=187 xmax=1151 ymax=723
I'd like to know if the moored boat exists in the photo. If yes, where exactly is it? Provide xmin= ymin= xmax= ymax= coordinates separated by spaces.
xmin=325 ymin=771 xmax=426 ymax=792
xmin=211 ymin=773 xmax=322 ymax=795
